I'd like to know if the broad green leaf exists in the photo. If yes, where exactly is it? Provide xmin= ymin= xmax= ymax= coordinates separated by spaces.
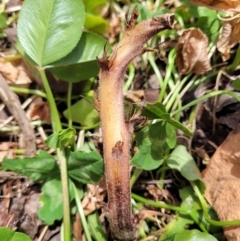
xmin=180 ymin=186 xmax=222 ymax=235
xmin=82 ymin=0 xmax=108 ymax=34
xmin=175 ymin=6 xmax=191 ymax=23
xmin=143 ymin=103 xmax=192 ymax=136
xmin=38 ymin=179 xmax=63 ymax=224
xmin=142 ymin=102 xmax=167 ymax=119
xmin=2 ymin=151 xmax=58 ymax=182
xmin=159 ymin=214 xmax=193 ymax=241
xmin=46 ymin=128 xmax=76 ymax=149
xmin=232 ymin=79 xmax=240 ymax=90
xmin=0 ymin=227 xmax=31 ymax=241
xmin=173 ymin=229 xmax=217 ymax=241
xmin=179 ymin=1 xmax=220 ymax=41
xmin=48 ymin=32 xmax=108 ymax=82
xmin=17 ymin=0 xmax=85 ymax=66
xmin=131 ymin=121 xmax=176 ymax=170
xmin=83 ymin=0 xmax=106 ymax=12
xmin=88 ymin=212 xmax=107 ymax=241
xmin=63 ymin=92 xmax=100 ymax=128
xmin=38 ymin=179 xmax=75 ymax=224
xmin=68 ymin=150 xmax=104 ymax=184
xmin=160 ymin=186 xmax=204 ymax=241
xmin=132 ymin=144 xmax=163 ymax=170
xmin=50 ymin=61 xmax=99 ymax=82
xmin=84 ymin=14 xmax=108 ymax=34
xmin=167 ymin=145 xmax=201 ymax=181
xmin=180 ymin=186 xmax=201 ymax=210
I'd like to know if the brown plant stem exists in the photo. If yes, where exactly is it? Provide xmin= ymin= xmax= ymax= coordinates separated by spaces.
xmin=98 ymin=7 xmax=174 ymax=240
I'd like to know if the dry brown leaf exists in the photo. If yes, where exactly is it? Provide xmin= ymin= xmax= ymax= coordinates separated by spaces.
xmin=0 ymin=142 xmax=17 ymax=162
xmin=81 ymin=178 xmax=107 ymax=215
xmin=0 ymin=58 xmax=32 ymax=87
xmin=124 ymin=89 xmax=159 ymax=104
xmin=202 ymin=124 xmax=240 ymax=241
xmin=146 ymin=185 xmax=175 ymax=204
xmin=26 ymin=97 xmax=51 ymax=124
xmin=176 ymin=28 xmax=212 ymax=75
xmin=138 ymin=209 xmax=166 ymax=228
xmin=73 ymin=212 xmax=82 ymax=241
xmin=217 ymin=16 xmax=240 ymax=61
xmin=0 ymin=58 xmax=18 ymax=82
xmin=191 ymin=0 xmax=240 ymax=12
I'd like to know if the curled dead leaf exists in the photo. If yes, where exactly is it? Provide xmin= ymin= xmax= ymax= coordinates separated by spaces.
xmin=0 ymin=58 xmax=32 ymax=87
xmin=176 ymin=28 xmax=212 ymax=75
xmin=26 ymin=97 xmax=51 ymax=124
xmin=124 ymin=89 xmax=159 ymax=104
xmin=217 ymin=16 xmax=240 ymax=61
xmin=81 ymin=178 xmax=106 ymax=216
xmin=146 ymin=185 xmax=175 ymax=204
xmin=190 ymin=0 xmax=240 ymax=13
xmin=202 ymin=124 xmax=240 ymax=241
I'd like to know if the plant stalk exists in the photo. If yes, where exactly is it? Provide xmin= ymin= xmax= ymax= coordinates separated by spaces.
xmin=39 ymin=69 xmax=71 ymax=241
xmin=98 ymin=7 xmax=174 ymax=240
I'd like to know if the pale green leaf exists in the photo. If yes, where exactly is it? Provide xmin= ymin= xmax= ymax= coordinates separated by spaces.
xmin=48 ymin=32 xmax=109 ymax=82
xmin=131 ymin=121 xmax=176 ymax=170
xmin=17 ymin=0 xmax=85 ymax=66
xmin=167 ymin=145 xmax=201 ymax=181
xmin=63 ymin=92 xmax=99 ymax=128
xmin=173 ymin=229 xmax=217 ymax=241
xmin=2 ymin=151 xmax=58 ymax=182
xmin=0 ymin=227 xmax=31 ymax=241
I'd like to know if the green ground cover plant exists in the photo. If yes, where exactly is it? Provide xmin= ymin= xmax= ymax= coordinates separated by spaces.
xmin=1 ymin=0 xmax=240 ymax=240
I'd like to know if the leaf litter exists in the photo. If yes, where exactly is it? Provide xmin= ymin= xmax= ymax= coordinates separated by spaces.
xmin=202 ymin=124 xmax=240 ymax=241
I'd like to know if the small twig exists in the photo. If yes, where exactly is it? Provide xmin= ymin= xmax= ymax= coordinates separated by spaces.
xmin=0 ymin=74 xmax=36 ymax=157
xmin=37 ymin=225 xmax=48 ymax=241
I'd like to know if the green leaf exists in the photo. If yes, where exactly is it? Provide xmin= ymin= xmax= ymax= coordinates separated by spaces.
xmin=46 ymin=128 xmax=76 ymax=149
xmin=17 ymin=0 xmax=85 ymax=66
xmin=131 ymin=121 xmax=176 ymax=170
xmin=159 ymin=214 xmax=193 ymax=241
xmin=38 ymin=178 xmax=75 ymax=224
xmin=143 ymin=103 xmax=192 ymax=136
xmin=84 ymin=14 xmax=108 ymax=34
xmin=142 ymin=102 xmax=167 ymax=119
xmin=83 ymin=0 xmax=106 ymax=12
xmin=180 ymin=186 xmax=201 ymax=210
xmin=175 ymin=6 xmax=191 ymax=23
xmin=82 ymin=0 xmax=108 ymax=34
xmin=0 ymin=227 xmax=32 ymax=241
xmin=179 ymin=1 xmax=220 ymax=41
xmin=173 ymin=229 xmax=217 ymax=241
xmin=0 ymin=13 xmax=7 ymax=29
xmin=68 ymin=150 xmax=104 ymax=184
xmin=38 ymin=178 xmax=63 ymax=224
xmin=2 ymin=151 xmax=58 ymax=182
xmin=63 ymin=92 xmax=100 ymax=128
xmin=232 ymin=79 xmax=240 ymax=90
xmin=88 ymin=212 xmax=107 ymax=241
xmin=48 ymin=32 xmax=108 ymax=82
xmin=167 ymin=145 xmax=201 ymax=181
xmin=180 ymin=186 xmax=222 ymax=236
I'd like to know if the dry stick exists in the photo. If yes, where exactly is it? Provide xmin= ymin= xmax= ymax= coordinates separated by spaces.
xmin=0 ymin=74 xmax=36 ymax=157
xmin=97 ymin=7 xmax=174 ymax=240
